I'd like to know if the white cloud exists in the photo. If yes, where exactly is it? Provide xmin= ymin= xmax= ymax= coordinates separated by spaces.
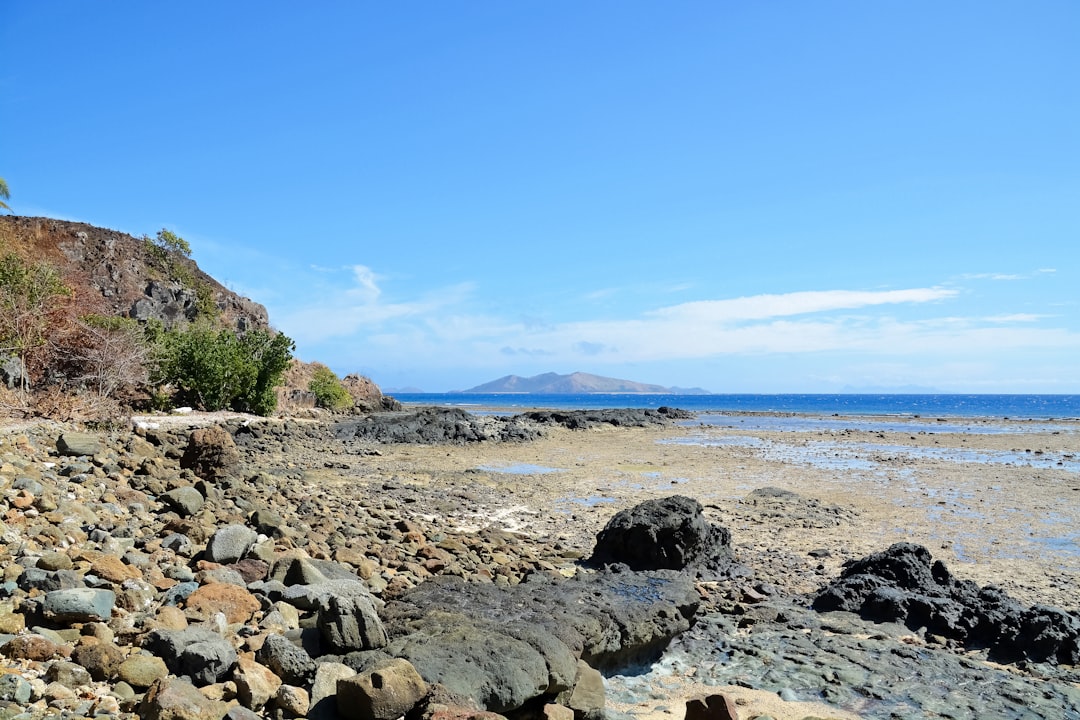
xmin=647 ymin=288 xmax=957 ymax=323
xmin=984 ymin=313 xmax=1046 ymax=323
xmin=960 ymin=272 xmax=1027 ymax=281
xmin=960 ymin=269 xmax=1058 ymax=281
xmin=346 ymin=265 xmax=382 ymax=303
xmin=276 ymin=273 xmax=1080 ymax=381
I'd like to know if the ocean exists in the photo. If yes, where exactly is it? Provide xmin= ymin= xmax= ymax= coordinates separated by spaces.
xmin=392 ymin=393 xmax=1080 ymax=419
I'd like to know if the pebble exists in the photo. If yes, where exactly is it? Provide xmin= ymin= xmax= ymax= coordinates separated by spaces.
xmin=0 ymin=418 xmax=1076 ymax=720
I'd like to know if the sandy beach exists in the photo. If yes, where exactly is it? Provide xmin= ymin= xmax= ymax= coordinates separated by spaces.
xmin=339 ymin=414 xmax=1080 ymax=610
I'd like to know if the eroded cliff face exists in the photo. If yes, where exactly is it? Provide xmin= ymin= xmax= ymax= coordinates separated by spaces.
xmin=0 ymin=215 xmax=268 ymax=331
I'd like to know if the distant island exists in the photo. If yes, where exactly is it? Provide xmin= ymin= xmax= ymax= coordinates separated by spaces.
xmin=458 ymin=372 xmax=711 ymax=395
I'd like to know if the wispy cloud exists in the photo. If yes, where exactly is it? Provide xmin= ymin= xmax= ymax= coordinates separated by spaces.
xmin=275 ymin=273 xmax=1080 ymax=377
xmin=960 ymin=272 xmax=1027 ymax=281
xmin=646 ymin=288 xmax=956 ymax=323
xmin=960 ymin=270 xmax=1056 ymax=281
xmin=984 ymin=313 xmax=1046 ymax=323
xmin=345 ymin=264 xmax=381 ymax=303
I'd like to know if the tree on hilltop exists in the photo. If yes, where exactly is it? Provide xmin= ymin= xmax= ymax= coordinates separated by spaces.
xmin=0 ymin=177 xmax=11 ymax=213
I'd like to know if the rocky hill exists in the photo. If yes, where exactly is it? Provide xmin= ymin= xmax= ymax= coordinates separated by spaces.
xmin=0 ymin=215 xmax=393 ymax=416
xmin=462 ymin=371 xmax=711 ymax=394
xmin=0 ymin=216 xmax=268 ymax=332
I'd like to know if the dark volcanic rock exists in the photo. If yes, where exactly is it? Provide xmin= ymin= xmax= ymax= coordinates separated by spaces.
xmin=384 ymin=566 xmax=699 ymax=683
xmin=256 ymin=633 xmax=317 ymax=686
xmin=335 ymin=407 xmax=541 ymax=445
xmin=590 ymin=495 xmax=734 ymax=577
xmin=655 ymin=599 xmax=1080 ymax=720
xmin=519 ymin=407 xmax=691 ymax=430
xmin=813 ymin=542 xmax=1080 ymax=665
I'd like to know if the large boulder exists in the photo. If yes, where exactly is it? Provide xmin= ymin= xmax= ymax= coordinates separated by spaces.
xmin=383 ymin=565 xmax=699 ymax=711
xmin=388 ymin=618 xmax=548 ymax=714
xmin=181 ymin=425 xmax=240 ymax=482
xmin=589 ymin=496 xmax=734 ymax=576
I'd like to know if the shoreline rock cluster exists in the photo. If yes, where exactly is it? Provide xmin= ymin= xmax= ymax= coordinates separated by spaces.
xmin=334 ymin=407 xmax=692 ymax=445
xmin=813 ymin=542 xmax=1080 ymax=665
xmin=0 ymin=414 xmax=717 ymax=720
xmin=2 ymin=411 xmax=1079 ymax=720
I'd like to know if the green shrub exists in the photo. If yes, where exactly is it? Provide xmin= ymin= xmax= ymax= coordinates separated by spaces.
xmin=154 ymin=229 xmax=191 ymax=257
xmin=154 ymin=321 xmax=294 ymax=415
xmin=309 ymin=366 xmax=353 ymax=411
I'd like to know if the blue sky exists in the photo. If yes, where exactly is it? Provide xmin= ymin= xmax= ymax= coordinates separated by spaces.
xmin=3 ymin=2 xmax=1078 ymax=392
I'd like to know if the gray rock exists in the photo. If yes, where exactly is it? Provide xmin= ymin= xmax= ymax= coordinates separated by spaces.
xmin=225 ymin=707 xmax=263 ymax=720
xmin=44 ymin=660 xmax=92 ymax=688
xmin=0 ymin=355 xmax=27 ymax=391
xmin=334 ymin=406 xmax=542 ymax=445
xmin=139 ymin=675 xmax=226 ymax=720
xmin=271 ymin=556 xmax=359 ymax=586
xmin=251 ymin=507 xmax=286 ymax=537
xmin=390 ymin=621 xmax=548 ymax=713
xmin=336 ymin=658 xmax=427 ymax=720
xmin=161 ymin=580 xmax=200 ymax=606
xmin=56 ymin=432 xmax=101 ymax=457
xmin=565 ymin=660 xmax=605 ymax=720
xmin=522 ymin=407 xmax=691 ymax=429
xmin=255 ymin=633 xmax=317 ymax=687
xmin=310 ymin=662 xmax=356 ymax=720
xmin=385 ymin=567 xmax=699 ymax=675
xmin=42 ymin=588 xmax=115 ymax=622
xmin=205 ymin=524 xmax=257 ymax=564
xmin=11 ymin=477 xmax=44 ymax=496
xmin=18 ymin=568 xmax=84 ymax=592
xmin=0 ymin=673 xmax=31 ymax=704
xmin=160 ymin=486 xmax=205 ymax=517
xmin=162 ymin=533 xmax=195 ymax=556
xmin=318 ymin=593 xmax=389 ymax=653
xmin=146 ymin=627 xmax=238 ymax=686
xmin=282 ymin=578 xmax=374 ymax=611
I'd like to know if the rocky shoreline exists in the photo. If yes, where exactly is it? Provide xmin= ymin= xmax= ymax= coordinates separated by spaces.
xmin=1 ymin=408 xmax=1078 ymax=719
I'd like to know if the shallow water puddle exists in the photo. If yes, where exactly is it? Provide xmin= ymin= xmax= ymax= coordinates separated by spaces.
xmin=557 ymin=496 xmax=617 ymax=511
xmin=662 ymin=435 xmax=1080 ymax=473
xmin=687 ymin=414 xmax=1077 ymax=435
xmin=475 ymin=462 xmax=563 ymax=474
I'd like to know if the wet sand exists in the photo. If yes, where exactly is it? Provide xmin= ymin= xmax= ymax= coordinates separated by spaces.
xmin=340 ymin=413 xmax=1079 ymax=718
xmin=348 ymin=415 xmax=1080 ymax=610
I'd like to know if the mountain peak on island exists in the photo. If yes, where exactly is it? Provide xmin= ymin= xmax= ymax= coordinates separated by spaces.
xmin=460 ymin=372 xmax=710 ymax=394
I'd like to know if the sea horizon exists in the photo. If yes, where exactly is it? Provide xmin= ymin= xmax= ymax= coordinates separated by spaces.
xmin=391 ymin=392 xmax=1080 ymax=420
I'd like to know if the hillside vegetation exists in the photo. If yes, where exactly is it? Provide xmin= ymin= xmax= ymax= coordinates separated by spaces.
xmin=0 ymin=216 xmax=389 ymax=421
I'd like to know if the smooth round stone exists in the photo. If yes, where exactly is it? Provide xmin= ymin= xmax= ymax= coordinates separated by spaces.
xmin=42 ymin=588 xmax=116 ymax=622
xmin=118 ymin=654 xmax=169 ymax=689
